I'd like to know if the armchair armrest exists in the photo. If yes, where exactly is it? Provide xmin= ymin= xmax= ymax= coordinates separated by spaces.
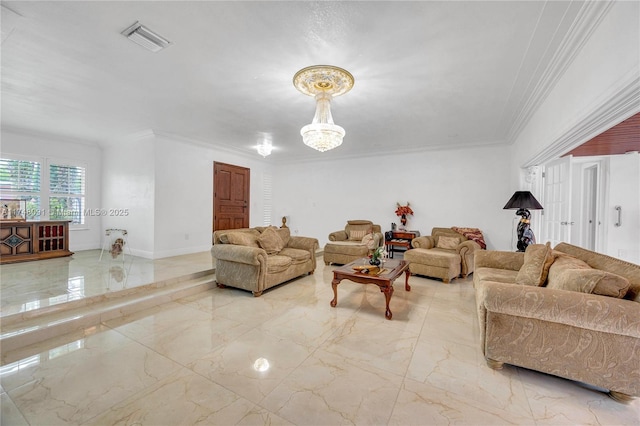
xmin=288 ymin=236 xmax=319 ymax=270
xmin=287 ymin=236 xmax=319 ymax=253
xmin=457 ymin=240 xmax=481 ymax=256
xmin=479 ymin=281 xmax=640 ymax=338
xmin=474 ymin=250 xmax=524 ymax=271
xmin=329 ymin=230 xmax=348 ymax=241
xmin=211 ymin=244 xmax=267 ymax=266
xmin=411 ymin=236 xmax=435 ymax=249
xmin=373 ymin=232 xmax=383 ymax=247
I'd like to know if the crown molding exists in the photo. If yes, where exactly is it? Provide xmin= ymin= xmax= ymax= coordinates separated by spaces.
xmin=506 ymin=1 xmax=614 ymax=144
xmin=273 ymin=137 xmax=509 ymax=166
xmin=106 ymin=128 xmax=256 ymax=158
xmin=523 ymin=71 xmax=640 ymax=167
xmin=151 ymin=130 xmax=258 ymax=158
xmin=105 ymin=129 xmax=157 ymax=145
xmin=0 ymin=125 xmax=101 ymax=147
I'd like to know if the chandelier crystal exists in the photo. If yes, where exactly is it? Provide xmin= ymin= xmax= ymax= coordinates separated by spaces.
xmin=293 ymin=65 xmax=354 ymax=153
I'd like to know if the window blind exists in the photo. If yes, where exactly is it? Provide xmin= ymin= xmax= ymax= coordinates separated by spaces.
xmin=0 ymin=158 xmax=41 ymax=193
xmin=263 ymin=173 xmax=272 ymax=226
xmin=0 ymin=158 xmax=42 ymax=219
xmin=49 ymin=164 xmax=86 ymax=224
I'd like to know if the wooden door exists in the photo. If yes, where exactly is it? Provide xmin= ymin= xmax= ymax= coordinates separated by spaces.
xmin=213 ymin=162 xmax=250 ymax=231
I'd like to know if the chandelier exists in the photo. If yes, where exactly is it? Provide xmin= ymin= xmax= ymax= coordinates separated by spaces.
xmin=293 ymin=65 xmax=354 ymax=152
xmin=256 ymin=134 xmax=273 ymax=157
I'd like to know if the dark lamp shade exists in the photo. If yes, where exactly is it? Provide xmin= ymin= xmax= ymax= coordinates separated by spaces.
xmin=503 ymin=191 xmax=543 ymax=210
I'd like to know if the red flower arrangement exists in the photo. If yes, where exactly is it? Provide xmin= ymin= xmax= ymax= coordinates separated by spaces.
xmin=395 ymin=202 xmax=413 ymax=217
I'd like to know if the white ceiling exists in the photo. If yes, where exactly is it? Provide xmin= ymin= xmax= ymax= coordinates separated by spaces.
xmin=1 ymin=1 xmax=593 ymax=162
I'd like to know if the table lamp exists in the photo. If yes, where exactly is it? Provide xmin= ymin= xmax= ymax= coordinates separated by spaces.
xmin=503 ymin=191 xmax=543 ymax=252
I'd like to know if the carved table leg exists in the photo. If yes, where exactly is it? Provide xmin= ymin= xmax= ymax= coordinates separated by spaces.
xmin=404 ymin=269 xmax=411 ymax=291
xmin=330 ymin=278 xmax=340 ymax=307
xmin=381 ymin=284 xmax=394 ymax=320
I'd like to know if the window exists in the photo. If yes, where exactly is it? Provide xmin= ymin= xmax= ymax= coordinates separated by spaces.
xmin=49 ymin=163 xmax=85 ymax=225
xmin=0 ymin=156 xmax=87 ymax=225
xmin=263 ymin=172 xmax=272 ymax=226
xmin=0 ymin=158 xmax=42 ymax=220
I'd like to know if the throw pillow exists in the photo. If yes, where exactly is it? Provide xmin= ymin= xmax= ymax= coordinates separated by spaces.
xmin=547 ymin=252 xmax=591 ymax=283
xmin=361 ymin=233 xmax=376 ymax=250
xmin=348 ymin=225 xmax=372 ymax=241
xmin=257 ymin=227 xmax=284 ymax=254
xmin=548 ymin=268 xmax=630 ymax=298
xmin=226 ymin=232 xmax=260 ymax=248
xmin=592 ymin=271 xmax=630 ymax=298
xmin=436 ymin=236 xmax=459 ymax=250
xmin=515 ymin=242 xmax=555 ymax=286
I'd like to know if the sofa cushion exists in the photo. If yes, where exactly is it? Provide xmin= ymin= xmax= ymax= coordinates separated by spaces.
xmin=548 ymin=253 xmax=630 ymax=298
xmin=225 ymin=232 xmax=260 ymax=248
xmin=436 ymin=236 xmax=459 ymax=250
xmin=266 ymin=255 xmax=292 ymax=273
xmin=279 ymin=247 xmax=311 ymax=264
xmin=257 ymin=227 xmax=284 ymax=254
xmin=554 ymin=242 xmax=640 ymax=302
xmin=515 ymin=242 xmax=554 ymax=286
xmin=548 ymin=268 xmax=630 ymax=298
xmin=324 ymin=241 xmax=370 ymax=257
xmin=348 ymin=224 xmax=372 ymax=241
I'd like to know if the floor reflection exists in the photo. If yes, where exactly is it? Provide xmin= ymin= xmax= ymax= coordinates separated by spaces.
xmin=0 ymin=249 xmax=215 ymax=317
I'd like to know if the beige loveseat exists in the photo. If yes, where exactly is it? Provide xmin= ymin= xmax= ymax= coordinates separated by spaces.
xmin=405 ymin=227 xmax=483 ymax=283
xmin=323 ymin=220 xmax=383 ymax=265
xmin=211 ymin=226 xmax=319 ymax=297
xmin=474 ymin=242 xmax=640 ymax=402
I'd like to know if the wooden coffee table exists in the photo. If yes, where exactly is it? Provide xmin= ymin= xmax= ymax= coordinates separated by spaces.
xmin=330 ymin=258 xmax=411 ymax=320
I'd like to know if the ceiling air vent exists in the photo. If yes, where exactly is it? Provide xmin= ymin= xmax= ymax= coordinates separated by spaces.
xmin=121 ymin=21 xmax=171 ymax=52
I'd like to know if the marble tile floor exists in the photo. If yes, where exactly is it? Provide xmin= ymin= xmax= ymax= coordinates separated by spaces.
xmin=0 ymin=249 xmax=216 ymax=318
xmin=1 ymin=259 xmax=638 ymax=425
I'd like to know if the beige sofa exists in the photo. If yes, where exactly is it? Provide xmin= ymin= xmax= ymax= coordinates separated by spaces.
xmin=323 ymin=220 xmax=383 ymax=265
xmin=211 ymin=226 xmax=318 ymax=297
xmin=404 ymin=227 xmax=482 ymax=283
xmin=474 ymin=242 xmax=640 ymax=402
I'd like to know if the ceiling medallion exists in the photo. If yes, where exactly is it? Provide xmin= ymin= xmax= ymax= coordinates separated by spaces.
xmin=293 ymin=65 xmax=354 ymax=153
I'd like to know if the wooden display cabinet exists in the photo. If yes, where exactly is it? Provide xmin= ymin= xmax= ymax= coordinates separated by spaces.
xmin=0 ymin=221 xmax=73 ymax=264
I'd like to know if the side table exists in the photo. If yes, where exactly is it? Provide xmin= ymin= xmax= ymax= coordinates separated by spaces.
xmin=385 ymin=230 xmax=420 ymax=258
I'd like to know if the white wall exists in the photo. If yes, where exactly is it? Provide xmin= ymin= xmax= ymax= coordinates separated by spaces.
xmin=1 ymin=128 xmax=103 ymax=251
xmin=273 ymin=145 xmax=513 ymax=250
xmin=102 ymin=133 xmax=156 ymax=257
xmin=605 ymin=152 xmax=640 ymax=263
xmin=507 ymin=1 xmax=639 ymax=256
xmin=103 ymin=131 xmax=272 ymax=259
xmin=511 ymin=0 xmax=639 ymax=173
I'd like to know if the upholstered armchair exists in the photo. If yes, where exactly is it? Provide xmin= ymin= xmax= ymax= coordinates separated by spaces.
xmin=404 ymin=227 xmax=483 ymax=283
xmin=323 ymin=220 xmax=383 ymax=265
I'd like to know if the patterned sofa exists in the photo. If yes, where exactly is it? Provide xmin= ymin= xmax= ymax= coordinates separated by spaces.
xmin=211 ymin=226 xmax=318 ymax=297
xmin=323 ymin=220 xmax=383 ymax=265
xmin=474 ymin=242 xmax=640 ymax=402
